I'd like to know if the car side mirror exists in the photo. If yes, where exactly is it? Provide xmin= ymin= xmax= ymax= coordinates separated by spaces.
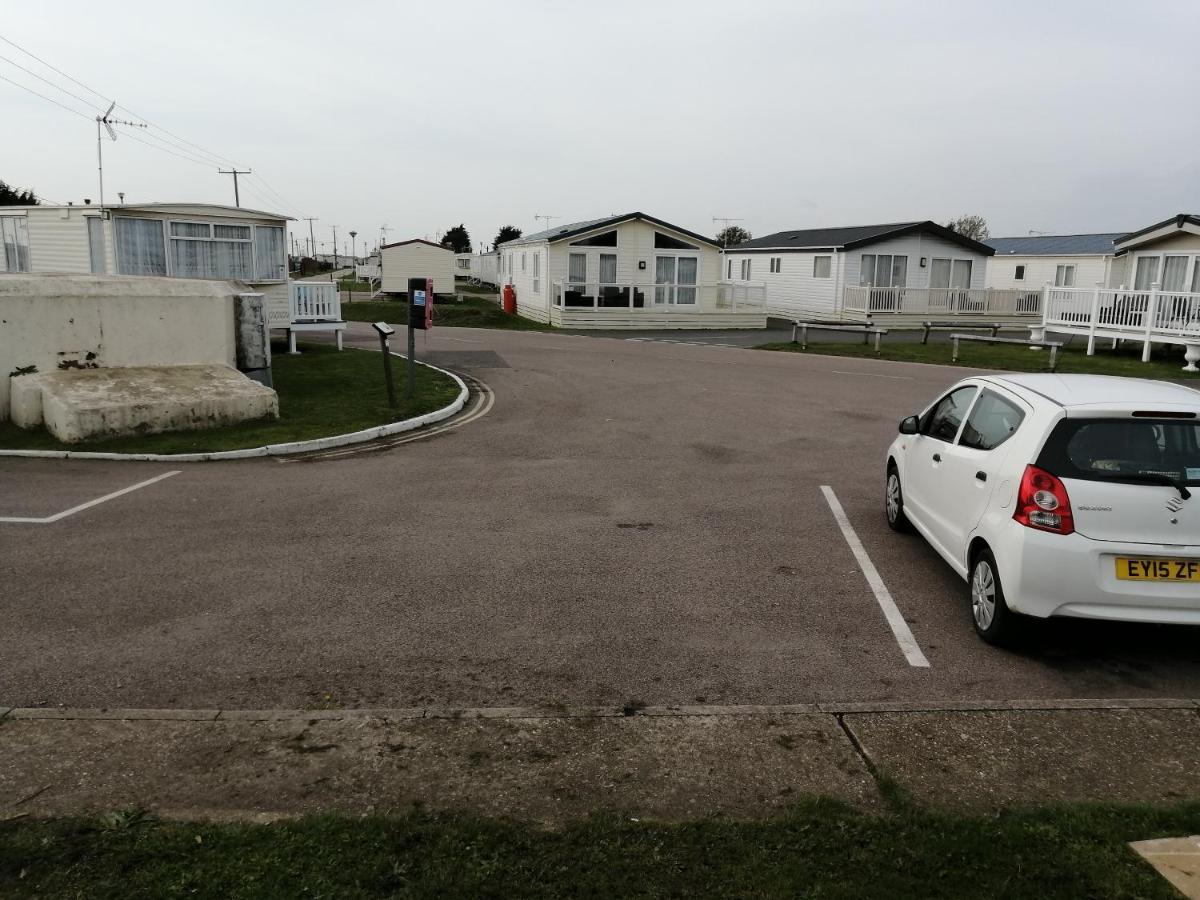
xmin=898 ymin=415 xmax=920 ymax=435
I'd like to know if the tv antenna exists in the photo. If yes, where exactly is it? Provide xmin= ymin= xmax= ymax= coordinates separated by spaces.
xmin=1028 ymin=229 xmax=1050 ymax=236
xmin=534 ymin=213 xmax=558 ymax=231
xmin=713 ymin=216 xmax=745 ymax=246
xmin=95 ymin=101 xmax=146 ymax=210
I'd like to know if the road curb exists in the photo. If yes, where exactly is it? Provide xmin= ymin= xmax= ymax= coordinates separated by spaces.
xmin=0 ymin=351 xmax=469 ymax=463
xmin=3 ymin=699 xmax=1197 ymax=722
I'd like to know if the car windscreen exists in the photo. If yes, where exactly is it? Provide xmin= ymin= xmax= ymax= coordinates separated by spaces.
xmin=1037 ymin=418 xmax=1200 ymax=486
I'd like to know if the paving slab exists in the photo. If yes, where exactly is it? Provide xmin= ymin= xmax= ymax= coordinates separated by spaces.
xmin=844 ymin=708 xmax=1200 ymax=810
xmin=1130 ymin=835 xmax=1200 ymax=899
xmin=0 ymin=713 xmax=876 ymax=825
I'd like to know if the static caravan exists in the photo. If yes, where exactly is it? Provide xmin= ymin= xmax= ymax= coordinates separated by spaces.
xmin=984 ymin=234 xmax=1123 ymax=291
xmin=497 ymin=211 xmax=765 ymax=329
xmin=380 ymin=239 xmax=456 ymax=297
xmin=0 ymin=201 xmax=293 ymax=327
xmin=722 ymin=221 xmax=1005 ymax=323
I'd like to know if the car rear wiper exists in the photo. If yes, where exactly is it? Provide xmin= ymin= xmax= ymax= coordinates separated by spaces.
xmin=1091 ymin=472 xmax=1192 ymax=500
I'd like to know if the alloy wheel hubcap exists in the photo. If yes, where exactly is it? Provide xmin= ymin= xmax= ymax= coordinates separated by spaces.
xmin=972 ymin=561 xmax=996 ymax=630
xmin=886 ymin=474 xmax=901 ymax=521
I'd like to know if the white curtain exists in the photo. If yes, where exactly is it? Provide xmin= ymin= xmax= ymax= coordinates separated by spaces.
xmin=87 ymin=217 xmax=106 ymax=273
xmin=929 ymin=258 xmax=951 ymax=289
xmin=568 ymin=252 xmax=587 ymax=285
xmin=253 ymin=226 xmax=285 ymax=281
xmin=859 ymin=254 xmax=876 ymax=286
xmin=1161 ymin=256 xmax=1188 ymax=292
xmin=950 ymin=259 xmax=973 ymax=290
xmin=891 ymin=256 xmax=908 ymax=287
xmin=599 ymin=253 xmax=617 ymax=284
xmin=115 ymin=217 xmax=167 ymax=276
xmin=1134 ymin=256 xmax=1159 ymax=291
xmin=676 ymin=257 xmax=698 ymax=305
xmin=1 ymin=217 xmax=30 ymax=272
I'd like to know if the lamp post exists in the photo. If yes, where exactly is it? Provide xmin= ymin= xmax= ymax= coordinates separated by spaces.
xmin=349 ymin=230 xmax=358 ymax=268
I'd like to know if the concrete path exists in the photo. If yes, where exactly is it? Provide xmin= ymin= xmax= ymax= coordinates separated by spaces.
xmin=3 ymin=703 xmax=1198 ymax=824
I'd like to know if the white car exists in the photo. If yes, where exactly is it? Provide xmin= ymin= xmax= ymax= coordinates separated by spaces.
xmin=885 ymin=374 xmax=1199 ymax=645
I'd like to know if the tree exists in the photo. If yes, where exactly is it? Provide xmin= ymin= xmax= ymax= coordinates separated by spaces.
xmin=946 ymin=214 xmax=989 ymax=242
xmin=0 ymin=180 xmax=39 ymax=206
xmin=440 ymin=223 xmax=472 ymax=253
xmin=493 ymin=225 xmax=522 ymax=248
xmin=716 ymin=225 xmax=751 ymax=247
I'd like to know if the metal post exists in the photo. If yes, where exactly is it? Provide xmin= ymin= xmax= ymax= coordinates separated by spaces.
xmin=406 ymin=314 xmax=415 ymax=399
xmin=873 ymin=330 xmax=882 ymax=354
xmin=379 ymin=330 xmax=398 ymax=414
xmin=801 ymin=324 xmax=808 ymax=350
xmin=1049 ymin=344 xmax=1059 ymax=372
xmin=922 ymin=323 xmax=931 ymax=345
xmin=952 ymin=335 xmax=960 ymax=363
xmin=792 ymin=320 xmax=798 ymax=344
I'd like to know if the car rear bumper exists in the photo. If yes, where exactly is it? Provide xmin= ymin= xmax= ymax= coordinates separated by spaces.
xmin=998 ymin=526 xmax=1200 ymax=624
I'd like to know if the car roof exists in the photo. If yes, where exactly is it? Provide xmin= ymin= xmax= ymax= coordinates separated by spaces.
xmin=977 ymin=373 xmax=1200 ymax=410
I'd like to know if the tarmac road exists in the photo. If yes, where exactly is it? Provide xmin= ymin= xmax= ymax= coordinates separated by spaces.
xmin=2 ymin=324 xmax=1198 ymax=710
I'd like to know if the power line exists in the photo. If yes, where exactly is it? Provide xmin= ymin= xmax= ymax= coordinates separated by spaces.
xmin=0 ymin=51 xmax=105 ymax=113
xmin=0 ymin=71 xmax=92 ymax=120
xmin=0 ymin=32 xmax=112 ymax=105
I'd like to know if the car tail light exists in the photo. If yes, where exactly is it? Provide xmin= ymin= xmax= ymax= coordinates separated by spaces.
xmin=1013 ymin=465 xmax=1074 ymax=535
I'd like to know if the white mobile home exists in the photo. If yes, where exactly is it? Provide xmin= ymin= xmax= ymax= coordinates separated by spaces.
xmin=0 ymin=202 xmax=295 ymax=327
xmin=984 ymin=234 xmax=1123 ymax=291
xmin=1037 ymin=214 xmax=1200 ymax=369
xmin=380 ymin=239 xmax=456 ymax=296
xmin=498 ymin=212 xmax=765 ymax=329
xmin=722 ymin=221 xmax=1010 ymax=323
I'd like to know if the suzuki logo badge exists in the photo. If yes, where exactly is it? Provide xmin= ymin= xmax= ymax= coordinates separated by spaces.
xmin=1166 ymin=497 xmax=1184 ymax=513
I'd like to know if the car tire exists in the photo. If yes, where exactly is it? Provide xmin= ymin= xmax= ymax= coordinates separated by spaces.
xmin=969 ymin=547 xmax=1021 ymax=646
xmin=885 ymin=465 xmax=911 ymax=533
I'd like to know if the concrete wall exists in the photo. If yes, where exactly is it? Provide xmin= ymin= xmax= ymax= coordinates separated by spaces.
xmin=0 ymin=274 xmax=237 ymax=420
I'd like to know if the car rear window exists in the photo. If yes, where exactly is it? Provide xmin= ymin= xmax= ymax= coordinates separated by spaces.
xmin=1038 ymin=418 xmax=1200 ymax=486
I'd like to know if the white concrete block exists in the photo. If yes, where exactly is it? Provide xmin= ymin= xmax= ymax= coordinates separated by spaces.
xmin=8 ymin=373 xmax=46 ymax=428
xmin=34 ymin=365 xmax=278 ymax=443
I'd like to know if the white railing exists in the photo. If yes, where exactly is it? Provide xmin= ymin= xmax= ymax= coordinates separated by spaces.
xmin=1041 ymin=283 xmax=1200 ymax=366
xmin=842 ymin=285 xmax=1042 ymax=317
xmin=550 ymin=281 xmax=765 ymax=312
xmin=289 ymin=280 xmax=342 ymax=322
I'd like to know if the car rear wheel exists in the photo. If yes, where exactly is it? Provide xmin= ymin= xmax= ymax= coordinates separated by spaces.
xmin=885 ymin=466 xmax=911 ymax=533
xmin=970 ymin=547 xmax=1021 ymax=646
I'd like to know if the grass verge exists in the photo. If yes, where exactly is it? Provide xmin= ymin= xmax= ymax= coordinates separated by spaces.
xmin=342 ymin=295 xmax=553 ymax=331
xmin=2 ymin=801 xmax=1197 ymax=898
xmin=757 ymin=337 xmax=1200 ymax=379
xmin=0 ymin=343 xmax=461 ymax=455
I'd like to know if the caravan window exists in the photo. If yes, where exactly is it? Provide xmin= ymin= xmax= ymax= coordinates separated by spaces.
xmin=115 ymin=217 xmax=167 ymax=276
xmin=0 ymin=216 xmax=30 ymax=272
xmin=168 ymin=220 xmax=253 ymax=280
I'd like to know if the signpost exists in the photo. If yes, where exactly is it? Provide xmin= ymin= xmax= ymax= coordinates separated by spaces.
xmin=372 ymin=322 xmax=398 ymax=414
xmin=406 ymin=277 xmax=434 ymax=399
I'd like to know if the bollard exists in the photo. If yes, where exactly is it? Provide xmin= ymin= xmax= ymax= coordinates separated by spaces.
xmin=952 ymin=335 xmax=960 ymax=363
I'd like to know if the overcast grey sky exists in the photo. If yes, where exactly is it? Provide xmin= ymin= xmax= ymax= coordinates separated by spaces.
xmin=2 ymin=0 xmax=1198 ymax=253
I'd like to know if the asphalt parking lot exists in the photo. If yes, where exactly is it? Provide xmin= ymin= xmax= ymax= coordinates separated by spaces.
xmin=2 ymin=324 xmax=1199 ymax=710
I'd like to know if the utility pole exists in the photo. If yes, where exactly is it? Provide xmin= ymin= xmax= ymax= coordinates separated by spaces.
xmin=303 ymin=217 xmax=318 ymax=260
xmin=218 ymin=168 xmax=252 ymax=207
xmin=331 ymin=225 xmax=339 ymax=270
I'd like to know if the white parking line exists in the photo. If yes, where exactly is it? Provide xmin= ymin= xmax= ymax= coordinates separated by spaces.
xmin=0 ymin=470 xmax=181 ymax=524
xmin=829 ymin=370 xmax=912 ymax=380
xmin=820 ymin=485 xmax=930 ymax=668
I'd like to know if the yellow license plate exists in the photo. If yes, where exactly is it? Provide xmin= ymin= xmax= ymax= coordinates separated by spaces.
xmin=1116 ymin=557 xmax=1200 ymax=582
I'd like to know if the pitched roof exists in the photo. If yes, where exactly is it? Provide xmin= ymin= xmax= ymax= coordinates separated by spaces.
xmin=731 ymin=221 xmax=994 ymax=255
xmin=380 ymin=238 xmax=451 ymax=251
xmin=503 ymin=212 xmax=720 ymax=248
xmin=984 ymin=234 xmax=1123 ymax=256
xmin=1114 ymin=214 xmax=1200 ymax=250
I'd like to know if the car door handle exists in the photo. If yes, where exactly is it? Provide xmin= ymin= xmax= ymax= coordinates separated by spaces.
xmin=932 ymin=453 xmax=942 ymax=463
xmin=975 ymin=471 xmax=987 ymax=482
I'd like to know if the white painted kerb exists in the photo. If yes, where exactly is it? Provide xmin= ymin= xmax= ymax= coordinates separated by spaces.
xmin=0 ymin=351 xmax=469 ymax=462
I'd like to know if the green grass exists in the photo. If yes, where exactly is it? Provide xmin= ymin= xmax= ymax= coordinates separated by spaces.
xmin=338 ymin=277 xmax=375 ymax=293
xmin=2 ymin=801 xmax=1197 ymax=898
xmin=0 ymin=343 xmax=460 ymax=455
xmin=341 ymin=295 xmax=553 ymax=331
xmin=758 ymin=336 xmax=1200 ymax=380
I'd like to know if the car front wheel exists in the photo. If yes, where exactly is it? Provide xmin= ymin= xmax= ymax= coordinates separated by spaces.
xmin=885 ymin=466 xmax=911 ymax=532
xmin=970 ymin=547 xmax=1021 ymax=646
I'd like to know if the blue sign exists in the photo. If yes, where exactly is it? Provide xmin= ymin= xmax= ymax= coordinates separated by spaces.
xmin=413 ymin=290 xmax=427 ymax=307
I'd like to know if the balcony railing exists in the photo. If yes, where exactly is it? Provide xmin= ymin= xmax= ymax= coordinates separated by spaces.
xmin=551 ymin=280 xmax=765 ymax=312
xmin=842 ymin=285 xmax=1042 ymax=317
xmin=289 ymin=280 xmax=342 ymax=322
